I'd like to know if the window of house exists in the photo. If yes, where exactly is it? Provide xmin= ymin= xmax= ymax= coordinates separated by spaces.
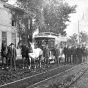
xmin=12 ymin=33 xmax=16 ymax=46
xmin=2 ymin=32 xmax=7 ymax=45
xmin=12 ymin=20 xmax=16 ymax=26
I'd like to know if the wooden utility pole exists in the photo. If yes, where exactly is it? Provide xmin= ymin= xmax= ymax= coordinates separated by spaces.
xmin=78 ymin=14 xmax=84 ymax=44
xmin=78 ymin=21 xmax=80 ymax=44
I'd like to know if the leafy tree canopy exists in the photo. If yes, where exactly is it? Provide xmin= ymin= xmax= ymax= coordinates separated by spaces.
xmin=67 ymin=31 xmax=88 ymax=46
xmin=16 ymin=0 xmax=76 ymax=36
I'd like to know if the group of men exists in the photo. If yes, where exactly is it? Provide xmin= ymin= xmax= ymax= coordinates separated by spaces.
xmin=63 ymin=44 xmax=88 ymax=64
xmin=40 ymin=40 xmax=88 ymax=65
xmin=54 ymin=44 xmax=88 ymax=65
xmin=1 ymin=42 xmax=17 ymax=70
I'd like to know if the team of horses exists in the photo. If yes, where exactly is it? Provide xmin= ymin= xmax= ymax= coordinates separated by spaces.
xmin=21 ymin=42 xmax=48 ymax=70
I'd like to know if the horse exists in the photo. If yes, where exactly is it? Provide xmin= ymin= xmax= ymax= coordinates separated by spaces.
xmin=28 ymin=43 xmax=44 ymax=70
xmin=1 ymin=42 xmax=8 ymax=69
xmin=21 ymin=44 xmax=31 ymax=69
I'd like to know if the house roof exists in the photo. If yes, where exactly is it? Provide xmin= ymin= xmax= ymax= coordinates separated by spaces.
xmin=4 ymin=3 xmax=25 ymax=13
xmin=4 ymin=3 xmax=36 ymax=18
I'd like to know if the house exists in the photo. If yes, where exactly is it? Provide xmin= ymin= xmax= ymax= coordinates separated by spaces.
xmin=0 ymin=0 xmax=25 ymax=52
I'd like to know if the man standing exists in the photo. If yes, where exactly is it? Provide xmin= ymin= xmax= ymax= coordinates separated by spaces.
xmin=72 ymin=45 xmax=77 ymax=64
xmin=67 ymin=46 xmax=71 ymax=63
xmin=10 ymin=43 xmax=17 ymax=71
xmin=55 ymin=45 xmax=60 ymax=65
xmin=44 ymin=44 xmax=50 ymax=66
xmin=58 ymin=46 xmax=64 ymax=64
xmin=76 ymin=45 xmax=82 ymax=63
xmin=82 ymin=44 xmax=87 ymax=63
xmin=63 ymin=44 xmax=68 ymax=64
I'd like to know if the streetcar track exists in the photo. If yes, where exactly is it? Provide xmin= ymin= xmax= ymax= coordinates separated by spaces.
xmin=29 ymin=63 xmax=87 ymax=88
xmin=28 ymin=65 xmax=77 ymax=88
xmin=0 ymin=63 xmax=86 ymax=88
xmin=0 ymin=65 xmax=65 ymax=88
xmin=68 ymin=68 xmax=88 ymax=88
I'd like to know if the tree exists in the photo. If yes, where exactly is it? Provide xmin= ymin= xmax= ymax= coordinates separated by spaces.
xmin=79 ymin=31 xmax=88 ymax=43
xmin=67 ymin=31 xmax=88 ymax=46
xmin=42 ymin=0 xmax=76 ymax=35
xmin=16 ymin=0 xmax=77 ymax=36
xmin=67 ymin=33 xmax=78 ymax=46
xmin=16 ymin=0 xmax=45 ymax=28
xmin=14 ymin=0 xmax=45 ymax=44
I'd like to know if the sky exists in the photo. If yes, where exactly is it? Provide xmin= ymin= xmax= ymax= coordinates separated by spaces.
xmin=7 ymin=0 xmax=17 ymax=5
xmin=7 ymin=0 xmax=88 ymax=37
xmin=65 ymin=0 xmax=88 ymax=36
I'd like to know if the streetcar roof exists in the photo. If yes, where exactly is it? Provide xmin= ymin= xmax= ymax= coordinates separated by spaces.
xmin=34 ymin=35 xmax=55 ymax=39
xmin=34 ymin=32 xmax=58 ymax=39
xmin=34 ymin=32 xmax=67 ymax=42
xmin=36 ymin=32 xmax=59 ymax=36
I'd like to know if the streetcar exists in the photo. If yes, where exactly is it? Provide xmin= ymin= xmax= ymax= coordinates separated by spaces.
xmin=34 ymin=32 xmax=67 ymax=49
xmin=34 ymin=32 xmax=67 ymax=63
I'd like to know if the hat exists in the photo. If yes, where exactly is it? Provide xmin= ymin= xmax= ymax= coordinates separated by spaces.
xmin=42 ymin=44 xmax=45 ymax=46
xmin=10 ymin=43 xmax=14 ymax=46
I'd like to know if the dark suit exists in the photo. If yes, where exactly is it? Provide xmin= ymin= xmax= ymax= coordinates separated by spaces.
xmin=72 ymin=47 xmax=76 ymax=64
xmin=55 ymin=48 xmax=60 ymax=65
xmin=76 ymin=47 xmax=82 ymax=63
xmin=82 ymin=47 xmax=87 ymax=62
xmin=1 ymin=45 xmax=8 ymax=68
xmin=10 ymin=47 xmax=17 ymax=70
xmin=43 ymin=46 xmax=49 ymax=64
xmin=63 ymin=47 xmax=68 ymax=63
xmin=7 ymin=46 xmax=11 ymax=65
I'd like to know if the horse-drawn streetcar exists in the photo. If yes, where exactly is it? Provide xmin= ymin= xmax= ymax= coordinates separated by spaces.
xmin=34 ymin=32 xmax=67 ymax=63
xmin=34 ymin=32 xmax=56 ymax=50
xmin=34 ymin=32 xmax=58 ymax=63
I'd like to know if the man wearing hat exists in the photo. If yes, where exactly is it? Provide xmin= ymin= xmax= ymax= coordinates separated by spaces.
xmin=76 ymin=44 xmax=82 ymax=63
xmin=10 ymin=43 xmax=17 ymax=71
